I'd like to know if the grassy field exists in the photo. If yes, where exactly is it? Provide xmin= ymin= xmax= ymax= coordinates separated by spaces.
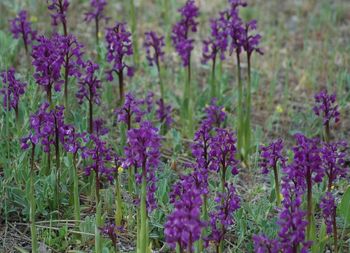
xmin=0 ymin=0 xmax=349 ymax=252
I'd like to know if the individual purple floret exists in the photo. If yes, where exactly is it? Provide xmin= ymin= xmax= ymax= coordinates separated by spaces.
xmin=0 ymin=68 xmax=26 ymax=117
xmin=59 ymin=34 xmax=84 ymax=105
xmin=252 ymin=235 xmax=280 ymax=253
xmin=48 ymin=0 xmax=69 ymax=35
xmin=203 ymin=98 xmax=226 ymax=128
xmin=32 ymin=34 xmax=64 ymax=104
xmin=277 ymin=167 xmax=312 ymax=252
xmin=320 ymin=192 xmax=335 ymax=235
xmin=313 ymin=90 xmax=340 ymax=129
xmin=202 ymin=17 xmax=228 ymax=64
xmin=207 ymin=184 xmax=240 ymax=248
xmin=165 ymin=183 xmax=205 ymax=252
xmin=210 ymin=128 xmax=238 ymax=176
xmin=76 ymin=60 xmax=102 ymax=133
xmin=156 ymin=99 xmax=172 ymax=128
xmin=124 ymin=121 xmax=161 ymax=212
xmin=9 ymin=10 xmax=37 ymax=53
xmin=105 ymin=22 xmax=134 ymax=102
xmin=171 ymin=0 xmax=199 ymax=67
xmin=85 ymin=0 xmax=109 ymax=43
xmin=144 ymin=31 xmax=165 ymax=69
xmin=115 ymin=92 xmax=144 ymax=130
xmin=61 ymin=124 xmax=87 ymax=154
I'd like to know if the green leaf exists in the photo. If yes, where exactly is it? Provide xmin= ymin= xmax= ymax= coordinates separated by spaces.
xmin=339 ymin=187 xmax=350 ymax=223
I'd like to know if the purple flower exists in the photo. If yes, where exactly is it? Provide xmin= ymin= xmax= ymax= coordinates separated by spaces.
xmin=105 ymin=22 xmax=134 ymax=80
xmin=93 ymin=118 xmax=109 ymax=137
xmin=9 ymin=10 xmax=37 ymax=52
xmin=291 ymin=134 xmax=323 ymax=188
xmin=144 ymin=91 xmax=154 ymax=113
xmin=321 ymin=141 xmax=347 ymax=190
xmin=115 ymin=92 xmax=144 ymax=130
xmin=252 ymin=235 xmax=280 ymax=253
xmin=60 ymin=34 xmax=84 ymax=78
xmin=156 ymin=99 xmax=173 ymax=128
xmin=320 ymin=192 xmax=335 ymax=235
xmin=144 ymin=31 xmax=165 ymax=68
xmin=76 ymin=60 xmax=102 ymax=105
xmin=202 ymin=17 xmax=228 ymax=64
xmin=0 ymin=68 xmax=26 ymax=112
xmin=210 ymin=128 xmax=238 ymax=175
xmin=313 ymin=90 xmax=340 ymax=126
xmin=48 ymin=0 xmax=69 ymax=34
xmin=61 ymin=125 xmax=87 ymax=154
xmin=203 ymin=98 xmax=226 ymax=128
xmin=124 ymin=121 xmax=161 ymax=211
xmin=259 ymin=139 xmax=285 ymax=175
xmin=165 ymin=182 xmax=205 ymax=251
xmin=171 ymin=0 xmax=199 ymax=67
xmin=207 ymin=184 xmax=240 ymax=245
xmin=243 ymin=20 xmax=263 ymax=57
xmin=277 ymin=168 xmax=312 ymax=252
xmin=100 ymin=222 xmax=124 ymax=250
xmin=82 ymin=134 xmax=114 ymax=183
xmin=85 ymin=0 xmax=109 ymax=24
xmin=192 ymin=122 xmax=212 ymax=170
xmin=31 ymin=34 xmax=65 ymax=102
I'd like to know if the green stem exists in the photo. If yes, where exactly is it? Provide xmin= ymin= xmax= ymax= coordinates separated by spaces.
xmin=139 ymin=175 xmax=148 ymax=253
xmin=130 ymin=0 xmax=139 ymax=66
xmin=236 ymin=51 xmax=243 ymax=159
xmin=95 ymin=173 xmax=102 ymax=253
xmin=157 ymin=63 xmax=164 ymax=101
xmin=30 ymin=144 xmax=38 ymax=253
xmin=72 ymin=153 xmax=81 ymax=228
xmin=115 ymin=173 xmax=123 ymax=226
xmin=211 ymin=56 xmax=217 ymax=99
xmin=273 ymin=165 xmax=281 ymax=206
xmin=244 ymin=55 xmax=252 ymax=163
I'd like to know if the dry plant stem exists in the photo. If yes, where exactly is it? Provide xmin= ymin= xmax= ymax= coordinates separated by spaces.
xmin=30 ymin=144 xmax=38 ymax=253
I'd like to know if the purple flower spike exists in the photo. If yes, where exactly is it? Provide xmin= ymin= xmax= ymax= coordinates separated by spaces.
xmin=115 ymin=92 xmax=144 ymax=130
xmin=320 ymin=192 xmax=335 ymax=235
xmin=144 ymin=31 xmax=165 ymax=68
xmin=0 ymin=68 xmax=26 ymax=113
xmin=260 ymin=139 xmax=286 ymax=174
xmin=61 ymin=125 xmax=87 ymax=154
xmin=48 ymin=0 xmax=69 ymax=35
xmin=210 ymin=128 xmax=238 ymax=175
xmin=278 ymin=169 xmax=312 ymax=252
xmin=61 ymin=34 xmax=84 ymax=78
xmin=207 ymin=184 xmax=240 ymax=245
xmin=252 ymin=235 xmax=280 ymax=253
xmin=313 ymin=90 xmax=340 ymax=126
xmin=203 ymin=98 xmax=226 ymax=128
xmin=156 ymin=99 xmax=173 ymax=128
xmin=100 ymin=222 xmax=124 ymax=251
xmin=144 ymin=91 xmax=154 ymax=113
xmin=165 ymin=183 xmax=205 ymax=251
xmin=202 ymin=17 xmax=228 ymax=64
xmin=76 ymin=60 xmax=102 ymax=105
xmin=105 ymin=22 xmax=134 ymax=79
xmin=9 ymin=10 xmax=37 ymax=53
xmin=32 ymin=34 xmax=65 ymax=103
xmin=243 ymin=20 xmax=263 ymax=57
xmin=171 ymin=0 xmax=199 ymax=66
xmin=124 ymin=121 xmax=161 ymax=212
xmin=93 ymin=118 xmax=109 ymax=137
xmin=85 ymin=0 xmax=109 ymax=24
xmin=82 ymin=134 xmax=114 ymax=183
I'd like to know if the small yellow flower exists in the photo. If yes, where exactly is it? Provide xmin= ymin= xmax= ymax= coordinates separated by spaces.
xmin=98 ymin=32 xmax=102 ymax=39
xmin=331 ymin=185 xmax=335 ymax=190
xmin=30 ymin=16 xmax=38 ymax=23
xmin=280 ymin=193 xmax=284 ymax=201
xmin=221 ymin=107 xmax=226 ymax=112
xmin=118 ymin=166 xmax=124 ymax=174
xmin=276 ymin=104 xmax=283 ymax=113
